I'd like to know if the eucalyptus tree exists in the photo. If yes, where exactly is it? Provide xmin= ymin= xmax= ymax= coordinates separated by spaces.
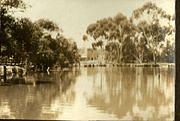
xmin=160 ymin=40 xmax=175 ymax=63
xmin=131 ymin=2 xmax=175 ymax=64
xmin=105 ymin=41 xmax=120 ymax=63
xmin=128 ymin=31 xmax=147 ymax=63
xmin=85 ymin=13 xmax=136 ymax=63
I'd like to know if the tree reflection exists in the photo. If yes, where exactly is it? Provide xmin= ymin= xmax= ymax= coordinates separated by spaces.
xmin=0 ymin=67 xmax=174 ymax=120
xmin=0 ymin=69 xmax=80 ymax=119
xmin=86 ymin=67 xmax=174 ymax=120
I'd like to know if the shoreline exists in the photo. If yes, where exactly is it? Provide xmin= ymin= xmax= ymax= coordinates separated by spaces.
xmin=0 ymin=63 xmax=175 ymax=76
xmin=81 ymin=63 xmax=175 ymax=68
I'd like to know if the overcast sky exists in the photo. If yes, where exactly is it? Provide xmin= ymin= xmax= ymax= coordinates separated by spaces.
xmin=14 ymin=0 xmax=175 ymax=48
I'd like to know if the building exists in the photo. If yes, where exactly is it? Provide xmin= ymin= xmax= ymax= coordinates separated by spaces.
xmin=87 ymin=48 xmax=106 ymax=65
xmin=78 ymin=47 xmax=107 ymax=66
xmin=78 ymin=48 xmax=87 ymax=61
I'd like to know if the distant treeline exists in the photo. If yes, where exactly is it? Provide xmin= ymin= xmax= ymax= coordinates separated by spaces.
xmin=83 ymin=2 xmax=175 ymax=64
xmin=0 ymin=0 xmax=80 ymax=71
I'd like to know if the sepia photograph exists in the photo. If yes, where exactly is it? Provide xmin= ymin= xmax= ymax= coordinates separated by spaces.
xmin=0 ymin=0 xmax=175 ymax=120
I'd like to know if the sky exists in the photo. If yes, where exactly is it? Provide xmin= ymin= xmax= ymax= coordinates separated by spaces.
xmin=14 ymin=0 xmax=175 ymax=48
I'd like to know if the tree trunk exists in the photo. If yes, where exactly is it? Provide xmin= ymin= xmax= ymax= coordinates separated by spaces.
xmin=119 ymin=45 xmax=123 ymax=64
xmin=116 ymin=45 xmax=120 ymax=64
xmin=100 ymin=46 xmax=102 ymax=65
xmin=3 ymin=65 xmax=7 ymax=82
xmin=153 ymin=52 xmax=157 ymax=65
xmin=0 ymin=42 xmax=1 ymax=57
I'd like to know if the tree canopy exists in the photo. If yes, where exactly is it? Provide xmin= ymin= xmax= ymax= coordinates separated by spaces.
xmin=0 ymin=0 xmax=80 ymax=71
xmin=84 ymin=2 xmax=175 ymax=64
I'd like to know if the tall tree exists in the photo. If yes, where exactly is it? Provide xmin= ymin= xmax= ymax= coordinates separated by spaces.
xmin=131 ymin=2 xmax=175 ymax=64
xmin=86 ymin=13 xmax=136 ymax=63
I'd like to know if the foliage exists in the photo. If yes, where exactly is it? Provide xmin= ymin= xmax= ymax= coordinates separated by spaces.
xmin=131 ymin=2 xmax=174 ymax=64
xmin=85 ymin=2 xmax=175 ymax=64
xmin=0 ymin=0 xmax=80 ymax=71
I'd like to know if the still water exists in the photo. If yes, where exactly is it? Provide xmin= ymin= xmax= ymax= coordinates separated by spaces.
xmin=0 ymin=67 xmax=174 ymax=120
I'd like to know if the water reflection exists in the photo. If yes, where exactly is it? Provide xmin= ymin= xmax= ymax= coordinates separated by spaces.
xmin=0 ymin=68 xmax=80 ymax=119
xmin=86 ymin=67 xmax=174 ymax=120
xmin=0 ymin=67 xmax=174 ymax=120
